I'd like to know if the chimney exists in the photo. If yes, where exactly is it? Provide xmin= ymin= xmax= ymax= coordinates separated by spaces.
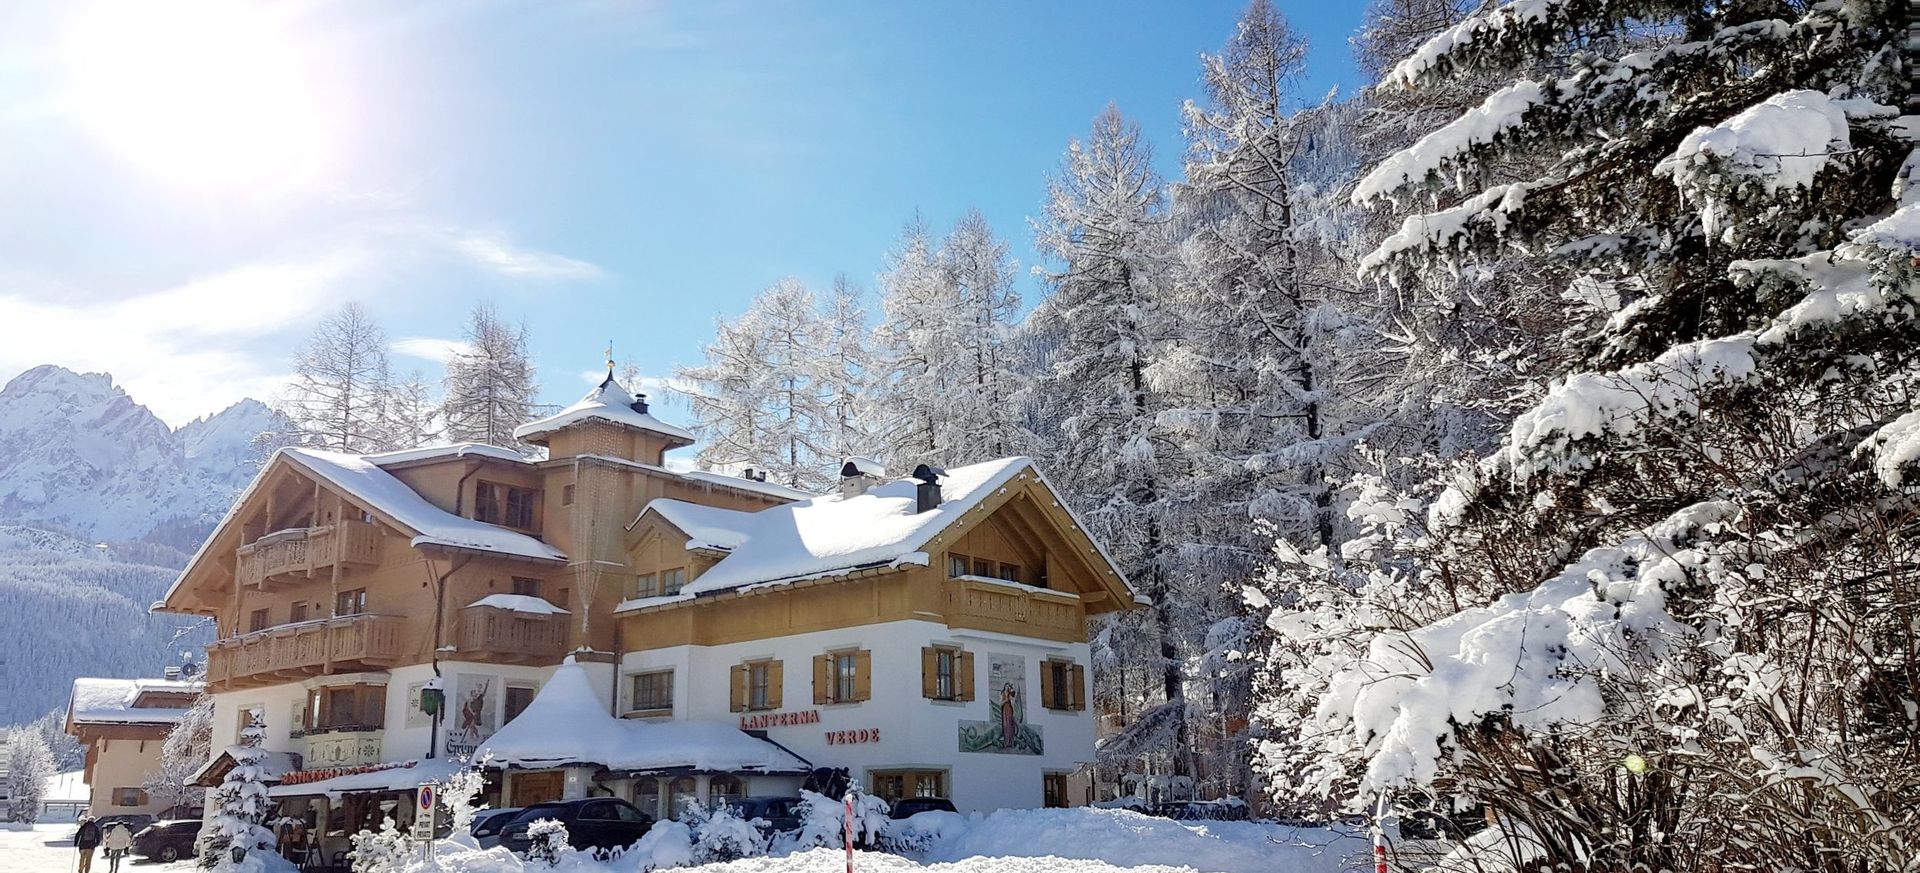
xmin=839 ymin=457 xmax=886 ymax=497
xmin=912 ymin=464 xmax=944 ymax=513
xmin=163 ymin=666 xmax=181 ymax=680
xmin=630 ymin=393 xmax=650 ymax=414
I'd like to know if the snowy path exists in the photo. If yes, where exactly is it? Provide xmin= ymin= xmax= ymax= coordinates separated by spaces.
xmin=0 ymin=823 xmax=195 ymax=873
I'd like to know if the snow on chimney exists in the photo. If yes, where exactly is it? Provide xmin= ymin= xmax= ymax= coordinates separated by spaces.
xmin=839 ymin=457 xmax=886 ymax=498
xmin=912 ymin=464 xmax=944 ymax=513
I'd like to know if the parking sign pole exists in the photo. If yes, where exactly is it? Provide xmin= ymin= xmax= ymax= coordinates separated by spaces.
xmin=843 ymin=791 xmax=856 ymax=873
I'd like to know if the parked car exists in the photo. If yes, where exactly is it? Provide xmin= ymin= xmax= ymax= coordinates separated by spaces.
xmin=723 ymin=797 xmax=804 ymax=834
xmin=469 ymin=806 xmax=524 ymax=849
xmin=132 ymin=819 xmax=203 ymax=863
xmin=887 ymin=797 xmax=957 ymax=819
xmin=498 ymin=798 xmax=654 ymax=855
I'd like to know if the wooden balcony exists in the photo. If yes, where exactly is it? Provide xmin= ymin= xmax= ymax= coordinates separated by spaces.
xmin=236 ymin=520 xmax=381 ymax=589
xmin=205 ymin=614 xmax=408 ymax=690
xmin=944 ymin=576 xmax=1086 ymax=643
xmin=455 ymin=605 xmax=570 ymax=663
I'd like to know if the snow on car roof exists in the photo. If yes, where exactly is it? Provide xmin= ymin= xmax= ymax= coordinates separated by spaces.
xmin=475 ymin=660 xmax=810 ymax=774
xmin=514 ymin=376 xmax=696 ymax=446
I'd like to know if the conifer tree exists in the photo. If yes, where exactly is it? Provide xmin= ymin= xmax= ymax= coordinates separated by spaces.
xmin=200 ymin=711 xmax=275 ymax=870
xmin=680 ymin=279 xmax=840 ymax=491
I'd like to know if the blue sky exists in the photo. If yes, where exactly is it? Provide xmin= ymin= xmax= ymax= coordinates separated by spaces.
xmin=0 ymin=0 xmax=1368 ymax=426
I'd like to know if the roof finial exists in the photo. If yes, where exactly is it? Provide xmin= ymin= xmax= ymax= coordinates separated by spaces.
xmin=605 ymin=341 xmax=616 ymax=378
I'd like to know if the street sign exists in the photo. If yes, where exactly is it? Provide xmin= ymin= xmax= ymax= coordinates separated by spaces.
xmin=412 ymin=786 xmax=436 ymax=840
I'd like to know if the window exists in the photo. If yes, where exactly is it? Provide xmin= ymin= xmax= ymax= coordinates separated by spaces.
xmin=114 ymin=787 xmax=147 ymax=807
xmin=510 ymin=577 xmax=540 ymax=597
xmin=948 ymin=553 xmax=969 ymax=577
xmin=562 ymin=484 xmax=576 ymax=506
xmin=335 ymin=588 xmax=366 ymax=616
xmin=669 ymin=777 xmax=698 ymax=818
xmin=475 ymin=482 xmax=538 ymax=530
xmin=661 ymin=567 xmax=686 ymax=595
xmin=305 ymin=684 xmax=386 ymax=731
xmin=248 ymin=608 xmax=270 ymax=633
xmin=290 ymin=602 xmax=310 ymax=623
xmin=729 ymin=661 xmax=781 ymax=712
xmin=631 ymin=573 xmax=658 ymax=599
xmin=633 ymin=778 xmax=663 ymax=819
xmin=631 ymin=670 xmax=673 ymax=714
xmin=505 ymin=684 xmax=538 ymax=723
xmin=972 ymin=558 xmax=994 ymax=577
xmin=922 ymin=647 xmax=974 ymax=701
xmin=1041 ymin=660 xmax=1086 ymax=711
xmin=811 ymin=650 xmax=869 ymax=704
xmin=1044 ymin=773 xmax=1069 ymax=808
xmin=709 ymin=775 xmax=745 ymax=809
xmin=869 ymin=769 xmax=946 ymax=801
xmin=325 ymin=687 xmax=359 ymax=726
xmin=999 ymin=563 xmax=1023 ymax=584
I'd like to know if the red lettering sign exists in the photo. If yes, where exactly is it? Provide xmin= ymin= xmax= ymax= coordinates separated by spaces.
xmin=823 ymin=728 xmax=881 ymax=745
xmin=738 ymin=709 xmax=822 ymax=730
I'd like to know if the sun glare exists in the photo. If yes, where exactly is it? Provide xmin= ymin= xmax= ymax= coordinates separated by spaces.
xmin=62 ymin=1 xmax=334 ymax=196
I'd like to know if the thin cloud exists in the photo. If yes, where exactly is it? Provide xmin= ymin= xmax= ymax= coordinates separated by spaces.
xmin=392 ymin=336 xmax=473 ymax=364
xmin=447 ymin=231 xmax=604 ymax=280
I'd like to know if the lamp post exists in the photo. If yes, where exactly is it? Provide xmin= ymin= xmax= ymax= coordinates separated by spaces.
xmin=422 ymin=677 xmax=446 ymax=760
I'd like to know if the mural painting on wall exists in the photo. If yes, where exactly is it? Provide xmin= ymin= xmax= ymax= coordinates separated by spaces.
xmin=445 ymin=674 xmax=497 ymax=757
xmin=405 ymin=682 xmax=430 ymax=729
xmin=958 ymin=653 xmax=1042 ymax=755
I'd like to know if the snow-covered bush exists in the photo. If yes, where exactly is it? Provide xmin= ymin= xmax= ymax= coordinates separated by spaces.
xmin=431 ymin=754 xmax=490 ymax=835
xmin=524 ymin=818 xmax=570 ymax=867
xmin=5 ymin=729 xmax=53 ymax=823
xmin=785 ymin=790 xmax=888 ymax=851
xmin=200 ymin=712 xmax=278 ymax=871
xmin=879 ymin=810 xmax=966 ymax=855
xmin=682 ymin=800 xmax=767 ymax=863
xmin=346 ymin=816 xmax=409 ymax=873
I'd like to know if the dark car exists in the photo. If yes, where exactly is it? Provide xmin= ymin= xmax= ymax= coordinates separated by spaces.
xmin=724 ymin=797 xmax=804 ymax=834
xmin=888 ymin=797 xmax=957 ymax=819
xmin=498 ymin=798 xmax=654 ymax=855
xmin=132 ymin=819 xmax=203 ymax=863
xmin=469 ymin=806 xmax=524 ymax=849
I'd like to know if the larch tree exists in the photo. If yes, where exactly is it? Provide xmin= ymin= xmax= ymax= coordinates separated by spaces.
xmin=1262 ymin=1 xmax=1918 ymax=870
xmin=381 ymin=369 xmax=441 ymax=450
xmin=144 ymin=693 xmax=213 ymax=812
xmin=442 ymin=304 xmax=538 ymax=451
xmin=278 ymin=303 xmax=395 ymax=454
xmin=1031 ymin=104 xmax=1188 ymax=781
xmin=680 ymin=279 xmax=839 ymax=491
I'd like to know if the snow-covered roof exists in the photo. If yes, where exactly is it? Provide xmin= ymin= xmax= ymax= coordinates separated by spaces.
xmin=629 ymin=457 xmax=1056 ymax=600
xmin=465 ymin=593 xmax=569 ymax=615
xmin=45 ymin=770 xmax=88 ymax=804
xmin=268 ymin=758 xmax=468 ymax=798
xmin=475 ymin=660 xmax=809 ymax=774
xmin=644 ymin=499 xmax=753 ymax=552
xmin=514 ymin=376 xmax=696 ymax=446
xmin=679 ymin=470 xmax=813 ymax=500
xmin=68 ymin=677 xmax=201 ymax=726
xmin=281 ymin=448 xmax=566 ymax=563
xmin=365 ymin=443 xmax=530 ymax=467
xmin=189 ymin=747 xmax=300 ymax=787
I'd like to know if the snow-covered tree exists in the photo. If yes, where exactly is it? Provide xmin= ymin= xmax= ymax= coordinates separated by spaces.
xmin=869 ymin=211 xmax=1031 ymax=469
xmin=380 ymin=370 xmax=440 ymax=450
xmin=6 ymin=728 xmax=53 ymax=823
xmin=200 ymin=710 xmax=276 ymax=870
xmin=442 ymin=304 xmax=538 ymax=451
xmin=145 ymin=693 xmax=213 ymax=811
xmin=1263 ymin=2 xmax=1918 ymax=869
xmin=278 ymin=303 xmax=395 ymax=454
xmin=812 ymin=275 xmax=876 ymax=463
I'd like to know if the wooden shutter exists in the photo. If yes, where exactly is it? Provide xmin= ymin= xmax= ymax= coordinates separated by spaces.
xmin=768 ymin=660 xmax=785 ymax=709
xmin=921 ymin=647 xmax=938 ymax=698
xmin=813 ymin=655 xmax=831 ymax=705
xmin=1040 ymin=661 xmax=1057 ymax=710
xmin=1069 ymin=664 xmax=1087 ymax=711
xmin=729 ymin=664 xmax=747 ymax=713
xmin=853 ymin=650 xmax=872 ymax=701
xmin=956 ymin=650 xmax=975 ymax=701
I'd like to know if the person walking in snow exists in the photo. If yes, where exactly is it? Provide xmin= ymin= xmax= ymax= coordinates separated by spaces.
xmin=73 ymin=816 xmax=101 ymax=873
xmin=102 ymin=822 xmax=132 ymax=873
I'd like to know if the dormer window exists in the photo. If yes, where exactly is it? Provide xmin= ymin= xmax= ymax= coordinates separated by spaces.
xmin=476 ymin=482 xmax=538 ymax=531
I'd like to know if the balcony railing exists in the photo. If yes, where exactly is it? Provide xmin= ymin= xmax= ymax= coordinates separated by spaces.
xmin=455 ymin=605 xmax=570 ymax=662
xmin=943 ymin=576 xmax=1086 ymax=641
xmin=205 ymin=614 xmax=407 ymax=689
xmin=236 ymin=521 xmax=381 ymax=588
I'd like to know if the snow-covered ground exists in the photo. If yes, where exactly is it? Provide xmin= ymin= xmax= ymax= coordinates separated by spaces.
xmin=400 ymin=808 xmax=1373 ymax=873
xmin=0 ymin=822 xmax=195 ymax=873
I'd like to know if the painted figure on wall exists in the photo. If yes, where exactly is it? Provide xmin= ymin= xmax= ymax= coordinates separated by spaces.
xmin=959 ymin=653 xmax=1042 ymax=755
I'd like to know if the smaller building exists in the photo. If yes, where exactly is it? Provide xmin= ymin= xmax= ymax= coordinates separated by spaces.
xmin=65 ymin=676 xmax=202 ymax=818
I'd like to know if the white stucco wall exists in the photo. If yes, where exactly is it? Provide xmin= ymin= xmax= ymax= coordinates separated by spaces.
xmin=619 ymin=619 xmax=1094 ymax=814
xmin=87 ymin=736 xmax=173 ymax=818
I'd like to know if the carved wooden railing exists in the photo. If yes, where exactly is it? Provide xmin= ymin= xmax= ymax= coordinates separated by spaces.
xmin=206 ymin=614 xmax=407 ymax=688
xmin=236 ymin=521 xmax=381 ymax=588
xmin=943 ymin=576 xmax=1085 ymax=641
xmin=456 ymin=606 xmax=570 ymax=662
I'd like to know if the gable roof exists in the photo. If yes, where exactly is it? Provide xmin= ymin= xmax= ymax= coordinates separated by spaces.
xmin=68 ymin=677 xmax=201 ymax=727
xmin=364 ymin=442 xmax=530 ymax=467
xmin=624 ymin=456 xmax=1139 ymax=606
xmin=475 ymin=660 xmax=810 ymax=774
xmin=162 ymin=446 xmax=567 ymax=608
xmin=514 ymin=376 xmax=696 ymax=446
